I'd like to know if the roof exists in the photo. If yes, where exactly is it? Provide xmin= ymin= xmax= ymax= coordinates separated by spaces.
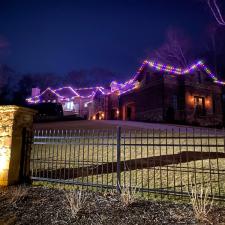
xmin=55 ymin=87 xmax=79 ymax=98
xmin=26 ymin=86 xmax=106 ymax=103
xmin=75 ymin=87 xmax=101 ymax=98
xmin=132 ymin=60 xmax=220 ymax=84
xmin=26 ymin=60 xmax=225 ymax=103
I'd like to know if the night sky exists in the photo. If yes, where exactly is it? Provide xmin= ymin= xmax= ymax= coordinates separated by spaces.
xmin=0 ymin=0 xmax=222 ymax=79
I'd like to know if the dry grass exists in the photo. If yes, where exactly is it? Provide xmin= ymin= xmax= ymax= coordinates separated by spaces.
xmin=0 ymin=186 xmax=203 ymax=225
xmin=65 ymin=190 xmax=87 ymax=217
xmin=190 ymin=183 xmax=214 ymax=225
xmin=119 ymin=185 xmax=138 ymax=207
xmin=8 ymin=186 xmax=28 ymax=206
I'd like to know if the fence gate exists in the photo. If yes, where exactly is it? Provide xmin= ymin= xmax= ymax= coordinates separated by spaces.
xmin=29 ymin=127 xmax=225 ymax=201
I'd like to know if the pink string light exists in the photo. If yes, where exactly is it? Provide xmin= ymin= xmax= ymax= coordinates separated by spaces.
xmin=27 ymin=60 xmax=225 ymax=103
xmin=26 ymin=86 xmax=107 ymax=103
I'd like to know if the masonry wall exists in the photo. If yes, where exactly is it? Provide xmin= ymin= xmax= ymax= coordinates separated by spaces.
xmin=119 ymin=68 xmax=223 ymax=126
xmin=0 ymin=106 xmax=36 ymax=186
xmin=163 ymin=75 xmax=186 ymax=122
xmin=119 ymin=75 xmax=164 ymax=122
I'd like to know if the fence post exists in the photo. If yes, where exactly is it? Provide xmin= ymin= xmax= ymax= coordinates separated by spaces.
xmin=116 ymin=126 xmax=121 ymax=193
xmin=20 ymin=128 xmax=32 ymax=184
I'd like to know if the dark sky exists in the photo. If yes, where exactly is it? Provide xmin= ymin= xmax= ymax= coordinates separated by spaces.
xmin=0 ymin=0 xmax=220 ymax=77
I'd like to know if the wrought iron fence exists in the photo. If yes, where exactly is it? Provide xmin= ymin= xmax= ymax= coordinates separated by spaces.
xmin=28 ymin=127 xmax=225 ymax=201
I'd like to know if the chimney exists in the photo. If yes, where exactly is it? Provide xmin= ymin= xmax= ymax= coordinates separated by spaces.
xmin=32 ymin=87 xmax=40 ymax=97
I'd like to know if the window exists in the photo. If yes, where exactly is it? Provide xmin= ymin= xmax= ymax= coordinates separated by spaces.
xmin=194 ymin=96 xmax=206 ymax=116
xmin=64 ymin=101 xmax=74 ymax=111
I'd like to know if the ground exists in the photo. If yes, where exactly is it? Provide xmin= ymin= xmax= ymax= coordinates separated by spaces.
xmin=26 ymin=120 xmax=225 ymax=224
xmin=1 ymin=185 xmax=225 ymax=225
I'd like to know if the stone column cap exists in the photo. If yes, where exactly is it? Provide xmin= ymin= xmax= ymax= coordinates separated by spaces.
xmin=0 ymin=105 xmax=37 ymax=115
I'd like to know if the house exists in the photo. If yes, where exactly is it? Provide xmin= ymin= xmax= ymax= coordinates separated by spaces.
xmin=89 ymin=60 xmax=223 ymax=127
xmin=26 ymin=86 xmax=106 ymax=118
xmin=118 ymin=61 xmax=223 ymax=126
xmin=27 ymin=60 xmax=224 ymax=126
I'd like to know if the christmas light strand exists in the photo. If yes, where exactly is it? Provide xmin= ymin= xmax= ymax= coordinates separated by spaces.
xmin=26 ymin=86 xmax=106 ymax=103
xmin=27 ymin=60 xmax=225 ymax=103
xmin=132 ymin=60 xmax=223 ymax=84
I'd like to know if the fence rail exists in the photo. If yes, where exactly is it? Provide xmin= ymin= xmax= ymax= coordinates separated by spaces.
xmin=27 ymin=127 xmax=225 ymax=201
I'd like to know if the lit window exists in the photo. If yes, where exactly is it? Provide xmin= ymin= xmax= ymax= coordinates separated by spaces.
xmin=64 ymin=101 xmax=74 ymax=111
xmin=194 ymin=96 xmax=206 ymax=116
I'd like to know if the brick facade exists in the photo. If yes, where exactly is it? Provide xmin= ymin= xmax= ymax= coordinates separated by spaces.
xmin=89 ymin=66 xmax=223 ymax=127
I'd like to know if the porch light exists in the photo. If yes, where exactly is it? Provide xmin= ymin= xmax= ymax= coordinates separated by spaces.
xmin=188 ymin=95 xmax=194 ymax=105
xmin=93 ymin=115 xmax=96 ymax=120
xmin=205 ymin=98 xmax=211 ymax=107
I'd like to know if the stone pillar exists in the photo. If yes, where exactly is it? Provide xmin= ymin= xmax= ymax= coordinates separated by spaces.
xmin=0 ymin=106 xmax=36 ymax=186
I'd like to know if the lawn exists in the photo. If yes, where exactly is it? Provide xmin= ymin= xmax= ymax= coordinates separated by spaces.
xmin=30 ymin=125 xmax=225 ymax=201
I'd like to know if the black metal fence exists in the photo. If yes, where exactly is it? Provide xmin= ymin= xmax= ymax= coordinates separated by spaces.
xmin=28 ymin=127 xmax=225 ymax=201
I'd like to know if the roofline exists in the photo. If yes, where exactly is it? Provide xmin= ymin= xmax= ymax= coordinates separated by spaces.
xmin=26 ymin=59 xmax=225 ymax=103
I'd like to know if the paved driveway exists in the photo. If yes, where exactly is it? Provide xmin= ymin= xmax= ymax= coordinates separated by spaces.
xmin=34 ymin=120 xmax=221 ymax=134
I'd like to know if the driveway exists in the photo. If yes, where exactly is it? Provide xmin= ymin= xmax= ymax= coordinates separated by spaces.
xmin=34 ymin=120 xmax=221 ymax=134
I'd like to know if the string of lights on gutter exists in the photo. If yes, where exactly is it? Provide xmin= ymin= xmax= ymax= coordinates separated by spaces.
xmin=132 ymin=60 xmax=222 ymax=83
xmin=26 ymin=60 xmax=225 ymax=104
xmin=26 ymin=86 xmax=107 ymax=103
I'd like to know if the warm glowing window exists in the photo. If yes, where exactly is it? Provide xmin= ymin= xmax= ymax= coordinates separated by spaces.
xmin=194 ymin=96 xmax=203 ymax=106
xmin=194 ymin=96 xmax=206 ymax=116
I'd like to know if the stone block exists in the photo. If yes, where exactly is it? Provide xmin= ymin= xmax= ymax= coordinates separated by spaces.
xmin=0 ymin=105 xmax=36 ymax=186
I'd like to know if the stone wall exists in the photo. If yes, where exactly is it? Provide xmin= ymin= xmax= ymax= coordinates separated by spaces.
xmin=0 ymin=106 xmax=36 ymax=186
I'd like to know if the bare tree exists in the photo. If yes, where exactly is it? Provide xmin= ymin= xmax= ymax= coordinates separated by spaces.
xmin=149 ymin=28 xmax=192 ymax=67
xmin=204 ymin=24 xmax=225 ymax=75
xmin=207 ymin=0 xmax=225 ymax=26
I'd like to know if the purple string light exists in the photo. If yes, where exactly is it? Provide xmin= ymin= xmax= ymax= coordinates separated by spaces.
xmin=27 ymin=60 xmax=225 ymax=103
